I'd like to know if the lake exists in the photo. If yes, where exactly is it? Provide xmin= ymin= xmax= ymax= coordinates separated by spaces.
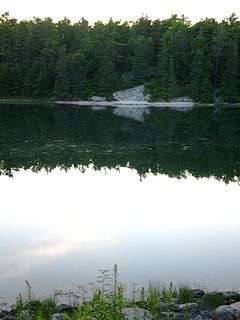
xmin=0 ymin=103 xmax=240 ymax=300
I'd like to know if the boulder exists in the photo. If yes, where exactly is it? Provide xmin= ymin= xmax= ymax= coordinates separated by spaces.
xmin=178 ymin=303 xmax=198 ymax=312
xmin=123 ymin=307 xmax=152 ymax=320
xmin=17 ymin=311 xmax=32 ymax=320
xmin=223 ymin=293 xmax=240 ymax=304
xmin=0 ymin=311 xmax=11 ymax=319
xmin=157 ymin=301 xmax=179 ymax=312
xmin=230 ymin=303 xmax=240 ymax=311
xmin=55 ymin=304 xmax=73 ymax=313
xmin=191 ymin=289 xmax=206 ymax=298
xmin=113 ymin=86 xmax=149 ymax=102
xmin=0 ymin=312 xmax=14 ymax=320
xmin=160 ymin=311 xmax=182 ymax=320
xmin=191 ymin=316 xmax=204 ymax=320
xmin=89 ymin=96 xmax=106 ymax=102
xmin=1 ymin=315 xmax=14 ymax=320
xmin=51 ymin=314 xmax=65 ymax=320
xmin=212 ymin=305 xmax=240 ymax=320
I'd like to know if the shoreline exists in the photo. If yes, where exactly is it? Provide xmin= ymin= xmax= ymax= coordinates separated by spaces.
xmin=0 ymin=99 xmax=49 ymax=105
xmin=54 ymin=100 xmax=195 ymax=108
xmin=2 ymin=98 xmax=240 ymax=109
xmin=1 ymin=286 xmax=240 ymax=320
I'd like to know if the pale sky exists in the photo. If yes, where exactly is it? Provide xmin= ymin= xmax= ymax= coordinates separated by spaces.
xmin=1 ymin=0 xmax=240 ymax=23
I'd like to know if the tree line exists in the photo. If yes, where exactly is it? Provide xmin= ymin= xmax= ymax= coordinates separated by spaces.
xmin=0 ymin=12 xmax=240 ymax=102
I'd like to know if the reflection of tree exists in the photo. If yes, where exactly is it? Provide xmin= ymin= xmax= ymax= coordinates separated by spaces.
xmin=0 ymin=104 xmax=240 ymax=183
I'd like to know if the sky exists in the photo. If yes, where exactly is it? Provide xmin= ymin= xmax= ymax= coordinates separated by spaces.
xmin=1 ymin=0 xmax=240 ymax=23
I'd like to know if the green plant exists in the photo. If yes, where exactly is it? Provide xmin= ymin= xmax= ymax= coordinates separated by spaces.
xmin=177 ymin=286 xmax=194 ymax=303
xmin=202 ymin=292 xmax=225 ymax=308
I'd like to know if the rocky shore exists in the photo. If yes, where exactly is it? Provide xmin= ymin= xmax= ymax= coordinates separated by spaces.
xmin=1 ymin=290 xmax=240 ymax=320
xmin=55 ymin=85 xmax=195 ymax=109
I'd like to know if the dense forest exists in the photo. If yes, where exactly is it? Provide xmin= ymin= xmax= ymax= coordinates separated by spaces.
xmin=0 ymin=12 xmax=240 ymax=102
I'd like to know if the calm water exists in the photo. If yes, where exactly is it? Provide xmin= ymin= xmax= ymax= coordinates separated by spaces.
xmin=1 ymin=103 xmax=240 ymax=299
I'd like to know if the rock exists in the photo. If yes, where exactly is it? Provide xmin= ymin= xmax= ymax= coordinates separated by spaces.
xmin=0 ymin=311 xmax=11 ymax=319
xmin=231 ymin=303 xmax=240 ymax=311
xmin=2 ymin=315 xmax=14 ymax=320
xmin=170 ymin=97 xmax=193 ymax=102
xmin=51 ymin=314 xmax=65 ymax=320
xmin=157 ymin=302 xmax=178 ymax=312
xmin=123 ymin=307 xmax=152 ymax=320
xmin=18 ymin=311 xmax=32 ymax=320
xmin=212 ymin=305 xmax=240 ymax=320
xmin=191 ymin=316 xmax=204 ymax=320
xmin=178 ymin=303 xmax=198 ymax=312
xmin=0 ymin=312 xmax=14 ymax=320
xmin=160 ymin=311 xmax=182 ymax=320
xmin=223 ymin=293 xmax=240 ymax=303
xmin=113 ymin=86 xmax=149 ymax=102
xmin=55 ymin=304 xmax=73 ymax=313
xmin=199 ymin=309 xmax=214 ymax=319
xmin=191 ymin=289 xmax=206 ymax=298
xmin=9 ymin=306 xmax=17 ymax=315
xmin=113 ymin=106 xmax=149 ymax=122
xmin=89 ymin=96 xmax=106 ymax=102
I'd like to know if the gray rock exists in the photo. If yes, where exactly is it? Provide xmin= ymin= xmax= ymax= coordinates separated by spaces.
xmin=170 ymin=97 xmax=193 ymax=103
xmin=231 ymin=303 xmax=240 ymax=311
xmin=160 ymin=311 xmax=182 ymax=320
xmin=113 ymin=86 xmax=149 ymax=102
xmin=2 ymin=315 xmax=14 ymax=320
xmin=89 ymin=96 xmax=106 ymax=102
xmin=51 ymin=314 xmax=65 ymax=320
xmin=55 ymin=304 xmax=72 ymax=313
xmin=191 ymin=289 xmax=206 ymax=298
xmin=213 ymin=305 xmax=240 ymax=320
xmin=123 ymin=307 xmax=152 ymax=320
xmin=9 ymin=306 xmax=17 ymax=315
xmin=191 ymin=316 xmax=204 ymax=320
xmin=18 ymin=311 xmax=32 ymax=320
xmin=223 ymin=293 xmax=240 ymax=303
xmin=199 ymin=309 xmax=214 ymax=319
xmin=178 ymin=303 xmax=198 ymax=312
xmin=157 ymin=301 xmax=178 ymax=312
xmin=0 ymin=310 xmax=11 ymax=318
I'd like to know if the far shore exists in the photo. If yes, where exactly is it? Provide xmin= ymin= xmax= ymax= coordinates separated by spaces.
xmin=2 ymin=98 xmax=240 ymax=109
xmin=54 ymin=100 xmax=196 ymax=108
xmin=0 ymin=98 xmax=49 ymax=105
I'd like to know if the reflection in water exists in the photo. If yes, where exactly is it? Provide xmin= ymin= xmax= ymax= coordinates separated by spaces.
xmin=0 ymin=103 xmax=240 ymax=182
xmin=0 ymin=167 xmax=240 ymax=298
xmin=0 ymin=104 xmax=240 ymax=298
xmin=113 ymin=106 xmax=150 ymax=122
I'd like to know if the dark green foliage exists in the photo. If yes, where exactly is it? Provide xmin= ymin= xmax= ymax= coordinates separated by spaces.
xmin=189 ymin=31 xmax=213 ymax=102
xmin=201 ymin=292 xmax=225 ymax=308
xmin=178 ymin=286 xmax=195 ymax=304
xmin=1 ymin=13 xmax=240 ymax=102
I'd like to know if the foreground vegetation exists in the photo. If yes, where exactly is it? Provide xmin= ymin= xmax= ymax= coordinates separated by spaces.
xmin=1 ymin=266 xmax=239 ymax=320
xmin=1 ymin=12 xmax=240 ymax=103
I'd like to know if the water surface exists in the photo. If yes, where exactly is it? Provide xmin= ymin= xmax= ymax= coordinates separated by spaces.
xmin=0 ymin=104 xmax=240 ymax=299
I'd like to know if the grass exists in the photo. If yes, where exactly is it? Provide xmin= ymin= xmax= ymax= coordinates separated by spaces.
xmin=201 ymin=292 xmax=225 ymax=308
xmin=3 ymin=266 xmax=238 ymax=320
